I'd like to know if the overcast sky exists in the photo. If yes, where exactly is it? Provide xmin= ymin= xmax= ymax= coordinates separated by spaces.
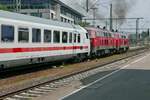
xmin=122 ymin=0 xmax=150 ymax=32
xmin=128 ymin=0 xmax=149 ymax=19
xmin=61 ymin=0 xmax=150 ymax=32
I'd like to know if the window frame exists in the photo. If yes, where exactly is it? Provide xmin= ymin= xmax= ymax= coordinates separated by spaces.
xmin=18 ymin=27 xmax=29 ymax=43
xmin=86 ymin=33 xmax=89 ymax=39
xmin=74 ymin=33 xmax=77 ymax=43
xmin=77 ymin=34 xmax=81 ymax=43
xmin=53 ymin=30 xmax=60 ymax=43
xmin=44 ymin=29 xmax=52 ymax=43
xmin=62 ymin=31 xmax=68 ymax=43
xmin=32 ymin=28 xmax=41 ymax=43
xmin=1 ymin=24 xmax=15 ymax=43
xmin=69 ymin=32 xmax=73 ymax=43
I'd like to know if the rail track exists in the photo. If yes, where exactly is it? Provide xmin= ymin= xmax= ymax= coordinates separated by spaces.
xmin=0 ymin=46 xmax=148 ymax=100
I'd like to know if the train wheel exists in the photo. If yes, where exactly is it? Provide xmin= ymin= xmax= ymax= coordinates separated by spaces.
xmin=74 ymin=54 xmax=86 ymax=63
xmin=0 ymin=64 xmax=5 ymax=71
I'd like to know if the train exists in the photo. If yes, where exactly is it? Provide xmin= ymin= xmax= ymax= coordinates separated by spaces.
xmin=86 ymin=27 xmax=129 ymax=57
xmin=0 ymin=10 xmax=129 ymax=69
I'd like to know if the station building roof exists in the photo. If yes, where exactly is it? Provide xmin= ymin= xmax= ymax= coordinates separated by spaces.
xmin=0 ymin=0 xmax=85 ymax=17
xmin=56 ymin=0 xmax=85 ymax=17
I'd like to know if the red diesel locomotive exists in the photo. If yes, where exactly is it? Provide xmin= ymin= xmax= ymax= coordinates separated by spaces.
xmin=86 ymin=27 xmax=129 ymax=57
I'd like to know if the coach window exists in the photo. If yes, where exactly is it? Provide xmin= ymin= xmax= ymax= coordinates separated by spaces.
xmin=53 ymin=31 xmax=60 ymax=43
xmin=108 ymin=33 xmax=109 ymax=37
xmin=107 ymin=33 xmax=110 ymax=37
xmin=98 ymin=31 xmax=101 ymax=36
xmin=18 ymin=27 xmax=29 ymax=42
xmin=32 ymin=28 xmax=41 ymax=43
xmin=74 ymin=34 xmax=77 ymax=43
xmin=108 ymin=33 xmax=110 ymax=37
xmin=62 ymin=31 xmax=68 ymax=43
xmin=110 ymin=33 xmax=112 ymax=37
xmin=69 ymin=33 xmax=73 ymax=43
xmin=86 ymin=33 xmax=89 ymax=39
xmin=106 ymin=33 xmax=108 ymax=37
xmin=44 ymin=30 xmax=51 ymax=43
xmin=1 ymin=25 xmax=14 ymax=42
xmin=95 ymin=31 xmax=98 ymax=37
xmin=109 ymin=33 xmax=111 ymax=37
xmin=78 ymin=34 xmax=81 ymax=43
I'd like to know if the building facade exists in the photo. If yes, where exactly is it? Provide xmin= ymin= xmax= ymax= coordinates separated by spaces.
xmin=0 ymin=0 xmax=84 ymax=24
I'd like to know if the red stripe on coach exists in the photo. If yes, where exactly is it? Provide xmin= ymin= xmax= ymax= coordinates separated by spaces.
xmin=0 ymin=46 xmax=88 ymax=53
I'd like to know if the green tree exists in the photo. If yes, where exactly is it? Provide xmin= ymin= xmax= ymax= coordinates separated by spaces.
xmin=0 ymin=4 xmax=8 ymax=11
xmin=78 ymin=21 xmax=90 ymax=27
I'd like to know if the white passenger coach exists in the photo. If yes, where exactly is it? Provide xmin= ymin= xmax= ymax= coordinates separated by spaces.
xmin=0 ymin=10 xmax=90 ymax=68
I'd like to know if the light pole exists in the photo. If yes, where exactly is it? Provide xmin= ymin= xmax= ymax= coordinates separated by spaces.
xmin=15 ymin=0 xmax=21 ymax=12
xmin=135 ymin=18 xmax=144 ymax=45
xmin=86 ymin=0 xmax=89 ymax=12
xmin=110 ymin=3 xmax=113 ymax=31
xmin=91 ymin=7 xmax=97 ymax=26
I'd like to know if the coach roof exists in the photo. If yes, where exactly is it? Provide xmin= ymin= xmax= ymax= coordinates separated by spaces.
xmin=0 ymin=10 xmax=83 ymax=30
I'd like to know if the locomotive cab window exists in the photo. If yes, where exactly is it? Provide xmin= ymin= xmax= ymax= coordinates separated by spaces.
xmin=32 ymin=28 xmax=41 ymax=43
xmin=101 ymin=32 xmax=104 ymax=37
xmin=18 ymin=27 xmax=29 ymax=42
xmin=1 ymin=25 xmax=14 ymax=42
xmin=106 ymin=33 xmax=109 ymax=37
xmin=62 ymin=32 xmax=68 ymax=43
xmin=44 ymin=30 xmax=51 ymax=43
xmin=96 ymin=31 xmax=99 ymax=37
xmin=53 ymin=31 xmax=60 ymax=43
xmin=103 ymin=32 xmax=106 ymax=37
xmin=109 ymin=33 xmax=111 ymax=37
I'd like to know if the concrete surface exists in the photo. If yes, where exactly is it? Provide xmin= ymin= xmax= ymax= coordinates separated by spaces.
xmin=62 ymin=53 xmax=150 ymax=100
